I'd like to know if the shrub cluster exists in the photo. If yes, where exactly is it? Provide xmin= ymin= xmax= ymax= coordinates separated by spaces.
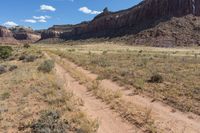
xmin=38 ymin=60 xmax=55 ymax=73
xmin=0 ymin=46 xmax=13 ymax=59
xmin=19 ymin=55 xmax=37 ymax=62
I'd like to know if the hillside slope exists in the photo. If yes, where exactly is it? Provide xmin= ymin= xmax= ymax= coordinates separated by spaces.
xmin=115 ymin=15 xmax=200 ymax=47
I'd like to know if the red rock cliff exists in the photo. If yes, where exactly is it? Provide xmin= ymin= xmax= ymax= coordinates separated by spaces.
xmin=70 ymin=0 xmax=200 ymax=37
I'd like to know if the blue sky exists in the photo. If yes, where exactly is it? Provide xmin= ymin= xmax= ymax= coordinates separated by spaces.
xmin=0 ymin=0 xmax=142 ymax=29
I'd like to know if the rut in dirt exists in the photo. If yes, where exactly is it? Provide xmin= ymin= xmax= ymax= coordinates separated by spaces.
xmin=48 ymin=52 xmax=200 ymax=133
xmin=45 ymin=53 xmax=142 ymax=133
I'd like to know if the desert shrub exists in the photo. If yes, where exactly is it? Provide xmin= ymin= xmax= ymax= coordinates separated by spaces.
xmin=24 ymin=55 xmax=37 ymax=62
xmin=0 ymin=92 xmax=10 ymax=100
xmin=139 ymin=50 xmax=143 ymax=53
xmin=0 ymin=46 xmax=13 ymax=59
xmin=102 ymin=50 xmax=108 ymax=55
xmin=19 ymin=54 xmax=37 ymax=62
xmin=0 ymin=65 xmax=7 ymax=74
xmin=148 ymin=73 xmax=163 ymax=83
xmin=19 ymin=55 xmax=26 ymax=60
xmin=68 ymin=49 xmax=75 ymax=52
xmin=9 ymin=65 xmax=18 ymax=71
xmin=23 ymin=43 xmax=31 ymax=48
xmin=21 ymin=110 xmax=69 ymax=133
xmin=38 ymin=60 xmax=55 ymax=73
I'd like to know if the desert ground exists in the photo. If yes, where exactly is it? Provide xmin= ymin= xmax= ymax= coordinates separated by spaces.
xmin=0 ymin=42 xmax=200 ymax=133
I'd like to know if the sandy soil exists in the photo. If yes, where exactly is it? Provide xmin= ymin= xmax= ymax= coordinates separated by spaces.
xmin=49 ymin=52 xmax=200 ymax=133
xmin=54 ymin=63 xmax=141 ymax=133
xmin=43 ymin=52 xmax=141 ymax=133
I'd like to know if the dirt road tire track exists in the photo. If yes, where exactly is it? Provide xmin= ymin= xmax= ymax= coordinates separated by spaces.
xmin=45 ymin=52 xmax=142 ymax=133
xmin=47 ymin=52 xmax=200 ymax=133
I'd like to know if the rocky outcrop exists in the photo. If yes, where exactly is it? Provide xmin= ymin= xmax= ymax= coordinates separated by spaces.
xmin=60 ymin=0 xmax=200 ymax=46
xmin=40 ymin=30 xmax=61 ymax=40
xmin=40 ymin=25 xmax=72 ymax=40
xmin=40 ymin=22 xmax=89 ymax=40
xmin=10 ymin=26 xmax=41 ymax=43
xmin=115 ymin=15 xmax=200 ymax=47
xmin=0 ymin=26 xmax=19 ymax=44
xmin=39 ymin=0 xmax=200 ymax=47
xmin=66 ymin=0 xmax=200 ymax=38
xmin=0 ymin=26 xmax=13 ymax=37
xmin=0 ymin=26 xmax=41 ymax=44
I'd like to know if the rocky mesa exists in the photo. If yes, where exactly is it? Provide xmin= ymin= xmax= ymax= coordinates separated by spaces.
xmin=2 ymin=0 xmax=200 ymax=47
xmin=10 ymin=26 xmax=41 ymax=43
xmin=0 ymin=26 xmax=19 ymax=44
xmin=40 ymin=0 xmax=200 ymax=47
xmin=0 ymin=26 xmax=41 ymax=44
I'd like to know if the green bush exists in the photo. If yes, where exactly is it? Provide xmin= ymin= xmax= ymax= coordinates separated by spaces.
xmin=0 ymin=46 xmax=13 ymax=59
xmin=38 ymin=60 xmax=55 ymax=73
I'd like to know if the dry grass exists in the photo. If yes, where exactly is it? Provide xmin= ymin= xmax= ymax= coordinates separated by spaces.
xmin=47 ymin=44 xmax=200 ymax=115
xmin=0 ymin=45 xmax=98 ymax=133
xmin=49 ymin=52 xmax=157 ymax=132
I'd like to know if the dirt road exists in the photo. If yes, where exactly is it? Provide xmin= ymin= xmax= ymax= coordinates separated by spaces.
xmin=43 ymin=51 xmax=142 ymax=133
xmin=47 ymin=52 xmax=200 ymax=133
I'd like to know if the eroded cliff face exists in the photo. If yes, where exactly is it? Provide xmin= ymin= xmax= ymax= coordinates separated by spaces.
xmin=39 ymin=0 xmax=200 ymax=47
xmin=40 ymin=22 xmax=89 ymax=40
xmin=0 ymin=26 xmax=19 ymax=44
xmin=115 ymin=15 xmax=200 ymax=47
xmin=0 ymin=26 xmax=41 ymax=44
xmin=10 ymin=26 xmax=41 ymax=43
xmin=0 ymin=26 xmax=13 ymax=37
xmin=69 ymin=0 xmax=200 ymax=37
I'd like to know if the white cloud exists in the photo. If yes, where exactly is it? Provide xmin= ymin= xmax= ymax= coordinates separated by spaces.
xmin=33 ymin=15 xmax=51 ymax=20
xmin=79 ymin=7 xmax=101 ymax=15
xmin=40 ymin=4 xmax=56 ymax=12
xmin=91 ymin=10 xmax=102 ymax=15
xmin=38 ymin=19 xmax=47 ymax=23
xmin=24 ymin=15 xmax=51 ymax=24
xmin=3 ymin=21 xmax=18 ymax=27
xmin=24 ymin=19 xmax=37 ymax=23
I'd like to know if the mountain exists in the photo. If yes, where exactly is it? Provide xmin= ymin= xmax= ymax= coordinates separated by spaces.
xmin=1 ymin=0 xmax=200 ymax=47
xmin=39 ymin=0 xmax=200 ymax=47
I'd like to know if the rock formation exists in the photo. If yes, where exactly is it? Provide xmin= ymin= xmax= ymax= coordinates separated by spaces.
xmin=116 ymin=15 xmax=200 ymax=47
xmin=10 ymin=26 xmax=41 ymax=43
xmin=39 ymin=0 xmax=200 ymax=47
xmin=0 ymin=26 xmax=19 ymax=44
xmin=0 ymin=26 xmax=13 ymax=37
xmin=65 ymin=0 xmax=200 ymax=38
xmin=40 ymin=22 xmax=89 ymax=41
xmin=0 ymin=26 xmax=41 ymax=44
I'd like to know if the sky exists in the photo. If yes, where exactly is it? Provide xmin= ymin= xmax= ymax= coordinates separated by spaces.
xmin=0 ymin=0 xmax=142 ymax=30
